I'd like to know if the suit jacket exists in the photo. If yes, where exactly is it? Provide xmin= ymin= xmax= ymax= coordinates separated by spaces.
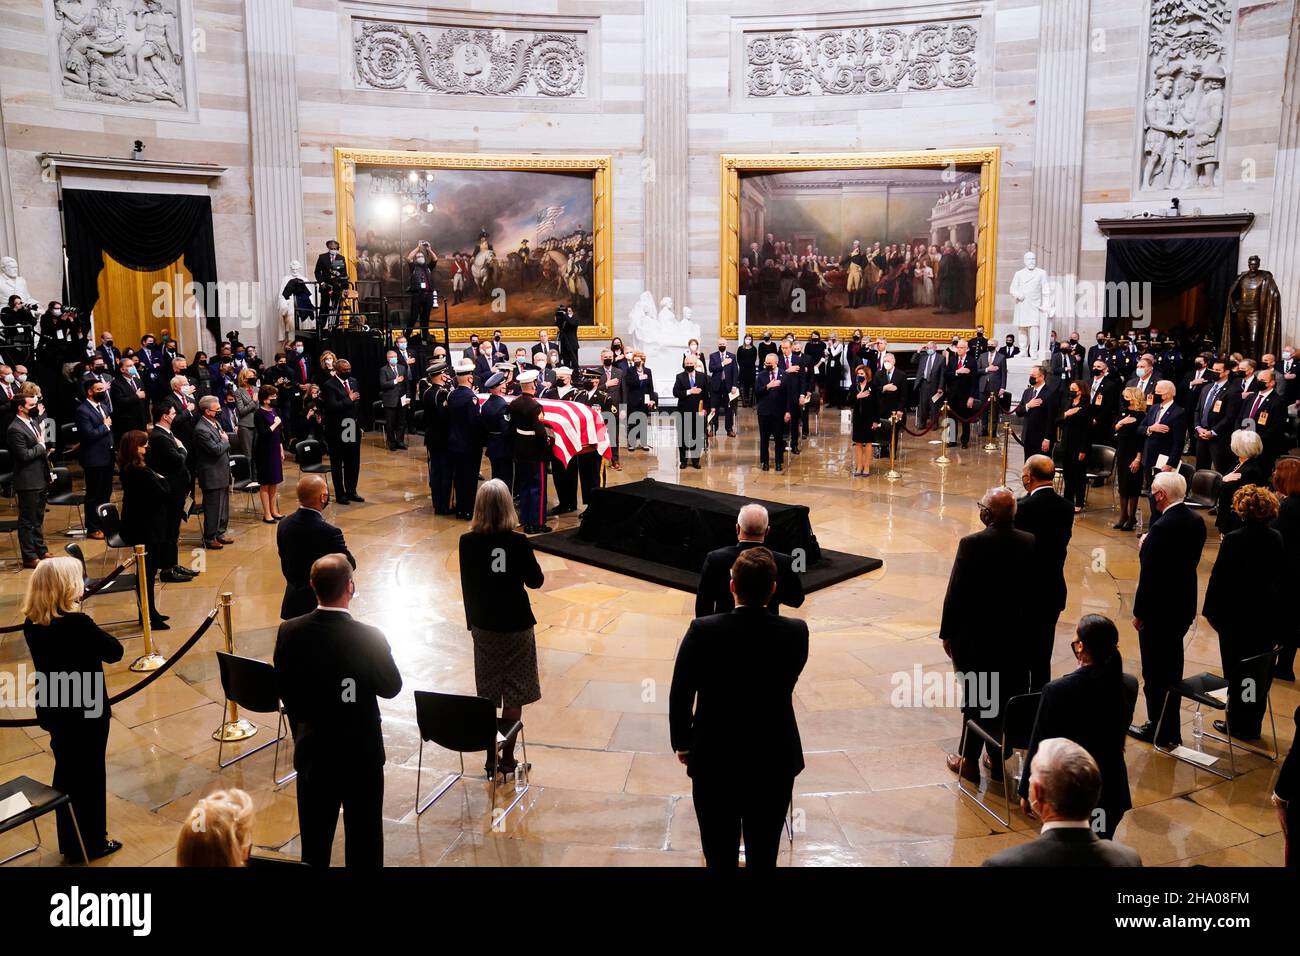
xmin=146 ymin=425 xmax=189 ymax=498
xmin=914 ymin=349 xmax=945 ymax=394
xmin=1241 ymin=390 xmax=1288 ymax=457
xmin=695 ymin=541 xmax=806 ymax=617
xmin=458 ymin=530 xmax=544 ymax=631
xmin=108 ymin=374 xmax=147 ymax=435
xmin=378 ymin=363 xmax=409 ymax=409
xmin=754 ymin=367 xmax=791 ymax=417
xmin=191 ymin=414 xmax=231 ymax=490
xmin=707 ymin=351 xmax=738 ymax=398
xmin=274 ymin=608 xmax=402 ymax=773
xmin=320 ymin=374 xmax=359 ymax=429
xmin=673 ymin=370 xmax=710 ymax=415
xmin=1014 ymin=380 xmax=1060 ymax=457
xmin=1014 ymin=487 xmax=1075 ymax=613
xmin=941 ymin=351 xmax=978 ymax=411
xmin=975 ymin=350 xmax=1007 ymax=399
xmin=277 ymin=507 xmax=356 ymax=619
xmin=1137 ymin=401 xmax=1186 ymax=474
xmin=164 ymin=391 xmax=197 ymax=450
xmin=73 ymin=399 xmax=114 ymax=469
xmin=876 ymin=365 xmax=909 ymax=416
xmin=1193 ymin=377 xmax=1240 ymax=441
xmin=6 ymin=416 xmax=49 ymax=492
xmin=669 ymin=607 xmax=808 ymax=781
xmin=120 ymin=466 xmax=169 ymax=546
xmin=940 ymin=525 xmax=1036 ymax=676
xmin=1050 ymin=348 xmax=1083 ymax=381
xmin=625 ymin=365 xmax=657 ymax=406
xmin=597 ymin=364 xmax=626 ymax=405
xmin=1133 ymin=503 xmax=1207 ymax=633
xmin=982 ymin=826 xmax=1142 ymax=867
xmin=1017 ymin=664 xmax=1139 ymax=823
xmin=1204 ymin=523 xmax=1285 ymax=629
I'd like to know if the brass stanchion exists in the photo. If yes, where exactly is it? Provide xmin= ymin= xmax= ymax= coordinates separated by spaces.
xmin=129 ymin=544 xmax=165 ymax=672
xmin=983 ymin=399 xmax=1000 ymax=452
xmin=213 ymin=591 xmax=258 ymax=743
xmin=934 ymin=404 xmax=951 ymax=465
xmin=885 ymin=414 xmax=901 ymax=480
xmin=1000 ymin=420 xmax=1012 ymax=479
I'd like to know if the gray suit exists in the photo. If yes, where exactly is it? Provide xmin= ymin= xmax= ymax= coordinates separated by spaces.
xmin=914 ymin=349 xmax=945 ymax=426
xmin=6 ymin=415 xmax=50 ymax=560
xmin=192 ymin=414 xmax=231 ymax=540
xmin=982 ymin=826 xmax=1142 ymax=867
xmin=234 ymin=387 xmax=258 ymax=458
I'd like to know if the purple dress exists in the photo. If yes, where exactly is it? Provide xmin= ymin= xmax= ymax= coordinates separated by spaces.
xmin=253 ymin=406 xmax=283 ymax=484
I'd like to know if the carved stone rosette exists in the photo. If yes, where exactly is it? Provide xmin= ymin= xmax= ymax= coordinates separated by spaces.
xmin=1136 ymin=0 xmax=1234 ymax=193
xmin=743 ymin=19 xmax=979 ymax=98
xmin=352 ymin=19 xmax=587 ymax=98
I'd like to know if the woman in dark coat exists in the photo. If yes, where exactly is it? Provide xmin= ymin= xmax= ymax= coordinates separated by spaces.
xmin=1056 ymin=380 xmax=1092 ymax=512
xmin=1112 ymin=386 xmax=1146 ymax=530
xmin=118 ymin=429 xmax=171 ymax=629
xmin=458 ymin=479 xmax=544 ymax=775
xmin=624 ymin=351 xmax=657 ymax=452
xmin=1019 ymin=614 xmax=1136 ymax=840
xmin=22 ymin=556 xmax=124 ymax=861
xmin=850 ymin=364 xmax=880 ymax=477
xmin=736 ymin=334 xmax=758 ymax=406
xmin=1276 ymin=704 xmax=1300 ymax=867
xmin=1205 ymin=485 xmax=1285 ymax=741
xmin=253 ymin=384 xmax=285 ymax=523
xmin=1270 ymin=457 xmax=1300 ymax=681
xmin=1216 ymin=429 xmax=1269 ymax=534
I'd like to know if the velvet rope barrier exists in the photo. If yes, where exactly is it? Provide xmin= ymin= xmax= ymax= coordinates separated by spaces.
xmin=0 ymin=606 xmax=220 ymax=728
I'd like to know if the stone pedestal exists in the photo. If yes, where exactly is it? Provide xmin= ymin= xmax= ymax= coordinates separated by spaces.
xmin=1006 ymin=356 xmax=1036 ymax=400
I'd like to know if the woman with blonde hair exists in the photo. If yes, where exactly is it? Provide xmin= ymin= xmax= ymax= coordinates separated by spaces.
xmin=234 ymin=366 xmax=259 ymax=459
xmin=1204 ymin=485 xmax=1284 ymax=740
xmin=1112 ymin=386 xmax=1146 ymax=530
xmin=21 ymin=556 xmax=124 ymax=862
xmin=176 ymin=788 xmax=255 ymax=866
xmin=457 ymin=479 xmax=544 ymax=776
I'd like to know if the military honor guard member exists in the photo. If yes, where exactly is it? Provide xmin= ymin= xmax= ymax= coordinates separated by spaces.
xmin=480 ymin=371 xmax=513 ymax=490
xmin=446 ymin=360 xmax=482 ymax=520
xmin=511 ymin=370 xmax=552 ymax=534
xmin=421 ymin=360 xmax=453 ymax=514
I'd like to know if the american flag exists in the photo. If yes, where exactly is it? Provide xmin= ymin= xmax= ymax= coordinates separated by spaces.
xmin=478 ymin=394 xmax=611 ymax=466
xmin=535 ymin=205 xmax=565 ymax=241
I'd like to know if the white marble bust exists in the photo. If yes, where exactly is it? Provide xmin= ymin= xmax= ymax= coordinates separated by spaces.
xmin=0 ymin=256 xmax=37 ymax=307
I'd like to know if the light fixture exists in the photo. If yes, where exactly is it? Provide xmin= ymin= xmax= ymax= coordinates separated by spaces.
xmin=403 ymin=203 xmax=416 ymax=216
xmin=425 ymin=202 xmax=434 ymax=213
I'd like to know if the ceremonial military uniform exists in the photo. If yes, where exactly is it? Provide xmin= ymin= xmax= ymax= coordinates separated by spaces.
xmin=422 ymin=370 xmax=453 ymax=513
xmin=574 ymin=378 xmax=610 ymax=506
xmin=511 ymin=378 xmax=551 ymax=533
xmin=445 ymin=370 xmax=482 ymax=519
xmin=480 ymin=380 xmax=514 ymax=490
xmin=550 ymin=381 xmax=580 ymax=513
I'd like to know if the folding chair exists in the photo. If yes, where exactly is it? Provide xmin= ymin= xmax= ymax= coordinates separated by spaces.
xmin=213 ymin=651 xmax=296 ymax=786
xmin=1154 ymin=645 xmax=1281 ymax=780
xmin=412 ymin=691 xmax=529 ymax=822
xmin=229 ymin=454 xmax=261 ymax=515
xmin=0 ymin=775 xmax=89 ymax=866
xmin=955 ymin=692 xmax=1042 ymax=827
xmin=47 ymin=467 xmax=86 ymax=537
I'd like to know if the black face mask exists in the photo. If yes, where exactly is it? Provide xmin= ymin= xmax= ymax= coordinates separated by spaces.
xmin=603 ymin=359 xmax=612 ymax=367
xmin=1092 ymin=368 xmax=1104 ymax=377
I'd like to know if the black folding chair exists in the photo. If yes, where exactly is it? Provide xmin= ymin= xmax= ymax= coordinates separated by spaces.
xmin=0 ymin=775 xmax=88 ymax=866
xmin=1155 ymin=645 xmax=1281 ymax=780
xmin=412 ymin=691 xmax=528 ymax=821
xmin=1084 ymin=444 xmax=1116 ymax=505
xmin=1185 ymin=468 xmax=1222 ymax=510
xmin=229 ymin=454 xmax=261 ymax=515
xmin=213 ymin=651 xmax=295 ymax=786
xmin=94 ymin=503 xmax=131 ymax=572
xmin=48 ymin=467 xmax=86 ymax=537
xmin=292 ymin=438 xmax=330 ymax=476
xmin=956 ymin=692 xmax=1042 ymax=827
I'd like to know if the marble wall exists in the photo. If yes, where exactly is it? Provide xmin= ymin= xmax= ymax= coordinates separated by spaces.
xmin=0 ymin=0 xmax=1297 ymax=356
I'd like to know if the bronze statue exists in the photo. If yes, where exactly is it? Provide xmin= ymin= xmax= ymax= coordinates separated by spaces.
xmin=1220 ymin=255 xmax=1281 ymax=359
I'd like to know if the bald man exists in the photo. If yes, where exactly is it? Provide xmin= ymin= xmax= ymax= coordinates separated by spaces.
xmin=940 ymin=487 xmax=1036 ymax=784
xmin=276 ymin=475 xmax=356 ymax=619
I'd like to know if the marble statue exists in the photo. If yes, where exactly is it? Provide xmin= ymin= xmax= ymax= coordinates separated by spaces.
xmin=1008 ymin=251 xmax=1053 ymax=359
xmin=1220 ymin=255 xmax=1281 ymax=361
xmin=626 ymin=292 xmax=702 ymax=407
xmin=0 ymin=257 xmax=38 ymax=307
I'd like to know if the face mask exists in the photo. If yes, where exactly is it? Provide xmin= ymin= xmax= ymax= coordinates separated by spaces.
xmin=183 ymin=385 xmax=195 ymax=396
xmin=415 ymin=257 xmax=426 ymax=265
xmin=1 ymin=374 xmax=11 ymax=384
xmin=718 ymin=346 xmax=726 ymax=353
xmin=388 ymin=357 xmax=398 ymax=365
xmin=883 ymin=361 xmax=893 ymax=371
xmin=17 ymin=374 xmax=26 ymax=383
xmin=397 ymin=341 xmax=407 ymax=350
xmin=602 ymin=359 xmax=612 ymax=367
xmin=1093 ymin=368 xmax=1104 ymax=377
xmin=93 ymin=365 xmax=105 ymax=373
xmin=763 ymin=334 xmax=770 ymax=341
xmin=325 ymin=360 xmax=334 ymax=370
xmin=493 ymin=334 xmax=501 ymax=341
xmin=295 ymin=346 xmax=303 ymax=354
xmin=52 ymin=309 xmax=62 ymax=317
xmin=94 ymin=390 xmax=106 ymax=401
xmin=104 ymin=341 xmax=113 ymax=349
xmin=1286 ymin=352 xmax=1294 ymax=361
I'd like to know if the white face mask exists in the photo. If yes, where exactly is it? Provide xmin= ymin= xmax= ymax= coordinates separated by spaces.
xmin=295 ymin=346 xmax=304 ymax=354
xmin=2 ymin=374 xmax=11 ymax=384
xmin=17 ymin=374 xmax=26 ymax=383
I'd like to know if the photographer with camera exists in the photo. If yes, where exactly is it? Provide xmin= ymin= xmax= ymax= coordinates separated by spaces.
xmin=313 ymin=239 xmax=350 ymax=330
xmin=407 ymin=241 xmax=437 ymax=331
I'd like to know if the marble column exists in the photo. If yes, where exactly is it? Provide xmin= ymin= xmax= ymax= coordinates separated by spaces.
xmin=1027 ymin=0 xmax=1090 ymax=301
xmin=643 ymin=0 xmax=689 ymax=313
xmin=0 ymin=80 xmax=17 ymax=257
xmin=245 ymin=0 xmax=305 ymax=350
xmin=1267 ymin=10 xmax=1300 ymax=345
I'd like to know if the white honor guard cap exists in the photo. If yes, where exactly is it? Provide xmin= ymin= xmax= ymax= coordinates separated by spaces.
xmin=554 ymin=366 xmax=573 ymax=376
xmin=455 ymin=360 xmax=475 ymax=374
xmin=493 ymin=362 xmax=513 ymax=373
xmin=518 ymin=369 xmax=539 ymax=384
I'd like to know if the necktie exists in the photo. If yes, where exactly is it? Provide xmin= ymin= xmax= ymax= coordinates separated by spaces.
xmin=1203 ymin=384 xmax=1219 ymax=426
xmin=1252 ymin=393 xmax=1264 ymax=418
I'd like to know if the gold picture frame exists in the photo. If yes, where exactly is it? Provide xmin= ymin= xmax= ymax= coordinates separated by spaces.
xmin=719 ymin=147 xmax=1001 ymax=343
xmin=333 ymin=147 xmax=613 ymax=342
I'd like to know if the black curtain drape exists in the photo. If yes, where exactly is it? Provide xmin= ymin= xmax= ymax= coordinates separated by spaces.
xmin=61 ymin=188 xmax=221 ymax=344
xmin=1102 ymin=236 xmax=1238 ymax=334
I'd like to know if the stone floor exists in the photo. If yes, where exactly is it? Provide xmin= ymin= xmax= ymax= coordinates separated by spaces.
xmin=0 ymin=406 xmax=1290 ymax=867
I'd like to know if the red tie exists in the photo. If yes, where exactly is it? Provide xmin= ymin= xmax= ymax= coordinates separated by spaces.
xmin=1252 ymin=393 xmax=1265 ymax=418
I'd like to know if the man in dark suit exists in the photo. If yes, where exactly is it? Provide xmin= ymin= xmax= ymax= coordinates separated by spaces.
xmin=1013 ymin=365 xmax=1058 ymax=458
xmin=974 ymin=344 xmax=1006 ymax=438
xmin=695 ymin=504 xmax=806 ymax=617
xmin=984 ymin=738 xmax=1142 ymax=867
xmin=74 ymin=378 xmax=115 ymax=541
xmin=96 ymin=331 xmax=119 ymax=370
xmin=277 ymin=475 xmax=356 ymax=619
xmin=1128 ymin=472 xmax=1207 ymax=747
xmin=670 ymin=547 xmax=808 ymax=868
xmin=876 ymin=353 xmax=909 ymax=453
xmin=913 ymin=341 xmax=945 ymax=428
xmin=754 ymin=353 xmax=790 ymax=472
xmin=1085 ymin=359 xmax=1121 ymax=448
xmin=274 ymin=554 xmax=401 ymax=867
xmin=673 ymin=355 xmax=709 ymax=469
xmin=1193 ymin=359 xmax=1239 ymax=472
xmin=146 ymin=402 xmax=198 ymax=583
xmin=1050 ymin=344 xmax=1082 ymax=383
xmin=556 ymin=306 xmax=580 ymax=370
xmin=596 ymin=348 xmax=627 ymax=468
xmin=7 ymin=392 xmax=52 ymax=567
xmin=707 ymin=340 xmax=738 ymax=438
xmin=1015 ymin=455 xmax=1075 ymax=690
xmin=1243 ymin=368 xmax=1289 ymax=471
xmin=192 ymin=395 xmax=234 ymax=550
xmin=936 ymin=339 xmax=978 ymax=448
xmin=1137 ymin=380 xmax=1186 ymax=517
xmin=321 ymin=358 xmax=364 ymax=503
xmin=941 ymin=488 xmax=1035 ymax=782
xmin=1085 ymin=332 xmax=1111 ymax=371
xmin=377 ymin=349 xmax=409 ymax=451
xmin=313 ymin=239 xmax=349 ymax=327
xmin=108 ymin=357 xmax=147 ymax=438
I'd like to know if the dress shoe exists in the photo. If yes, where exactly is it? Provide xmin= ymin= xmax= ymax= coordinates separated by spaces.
xmin=396 ymin=443 xmax=408 ymax=450
xmin=775 ymin=464 xmax=783 ymax=473
xmin=526 ymin=524 xmax=552 ymax=535
xmin=87 ymin=530 xmax=105 ymax=540
xmin=980 ymin=752 xmax=1004 ymax=783
xmin=22 ymin=558 xmax=38 ymax=569
xmin=334 ymin=496 xmax=351 ymax=505
xmin=172 ymin=566 xmax=198 ymax=578
xmin=1212 ymin=719 xmax=1260 ymax=741
xmin=791 ymin=448 xmax=801 ymax=455
xmin=66 ymin=839 xmax=123 ymax=864
xmin=218 ymin=535 xmax=235 ymax=545
xmin=1127 ymin=721 xmax=1155 ymax=743
xmin=204 ymin=539 xmax=224 ymax=550
xmin=552 ymin=505 xmax=577 ymax=516
xmin=159 ymin=572 xmax=190 ymax=583
xmin=727 ymin=431 xmax=736 ymax=438
xmin=350 ymin=494 xmax=366 ymax=503
xmin=691 ymin=460 xmax=701 ymax=469
xmin=147 ymin=618 xmax=170 ymax=631
xmin=946 ymin=753 xmax=981 ymax=784
xmin=761 ymin=463 xmax=769 ymax=472
xmin=612 ymin=461 xmax=623 ymax=471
